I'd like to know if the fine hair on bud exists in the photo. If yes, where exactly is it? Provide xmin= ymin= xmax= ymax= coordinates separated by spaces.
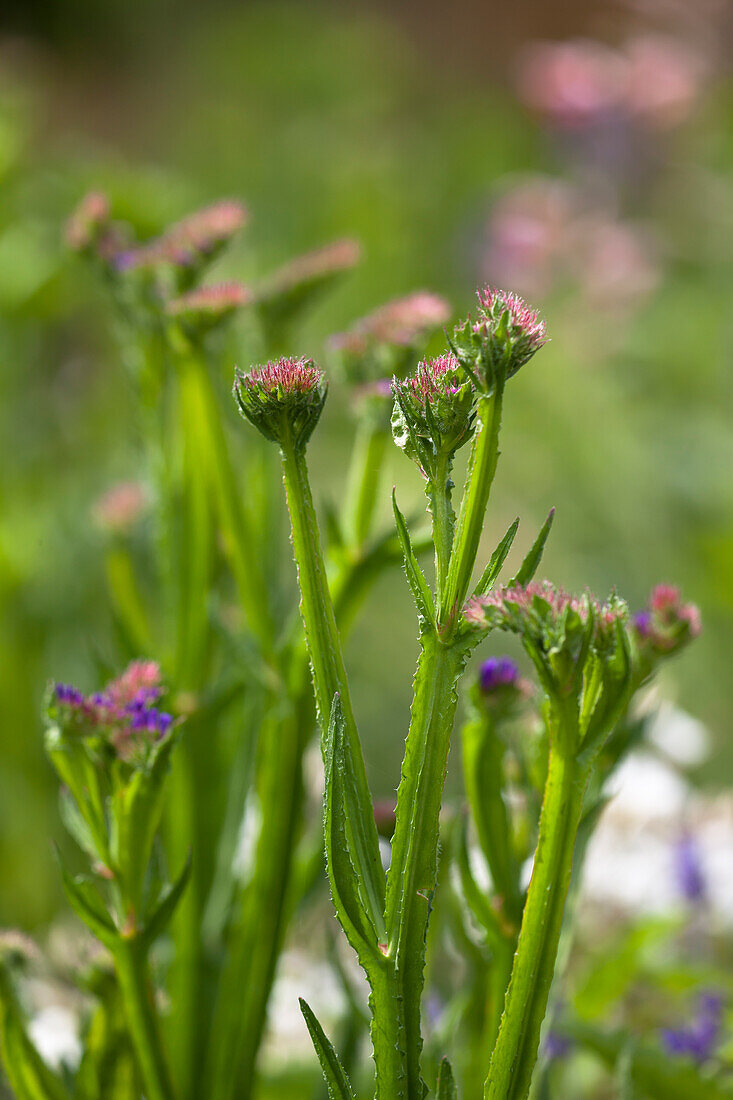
xmin=233 ymin=356 xmax=328 ymax=450
xmin=450 ymin=284 xmax=547 ymax=392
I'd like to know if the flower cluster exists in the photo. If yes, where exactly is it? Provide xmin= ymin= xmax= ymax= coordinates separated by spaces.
xmin=113 ymin=200 xmax=247 ymax=275
xmin=50 ymin=661 xmax=173 ymax=762
xmin=65 ymin=191 xmax=111 ymax=255
xmin=329 ymin=292 xmax=451 ymax=384
xmin=233 ymin=356 xmax=327 ymax=450
xmin=166 ymin=281 xmax=251 ymax=331
xmin=391 ymin=353 xmax=475 ymax=471
xmin=466 ymin=582 xmax=629 ymax=731
xmin=632 ymin=583 xmax=701 ymax=658
xmin=450 ymin=286 xmax=547 ymax=392
xmin=256 ymin=239 xmax=360 ymax=302
xmin=466 ymin=580 xmax=625 ymax=647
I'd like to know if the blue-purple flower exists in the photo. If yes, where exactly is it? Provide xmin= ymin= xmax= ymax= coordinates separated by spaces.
xmin=674 ymin=831 xmax=707 ymax=905
xmin=50 ymin=661 xmax=174 ymax=762
xmin=662 ymin=992 xmax=723 ymax=1064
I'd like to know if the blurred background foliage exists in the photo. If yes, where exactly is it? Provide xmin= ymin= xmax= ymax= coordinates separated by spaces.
xmin=0 ymin=0 xmax=731 ymax=930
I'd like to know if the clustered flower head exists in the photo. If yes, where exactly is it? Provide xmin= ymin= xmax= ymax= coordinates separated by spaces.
xmin=467 ymin=582 xmax=630 ymax=746
xmin=632 ymin=583 xmax=701 ymax=658
xmin=329 ymin=292 xmax=452 ymax=384
xmin=49 ymin=661 xmax=174 ymax=763
xmin=391 ymin=353 xmax=475 ymax=471
xmin=256 ymin=239 xmax=361 ymax=303
xmin=450 ymin=285 xmax=547 ymax=392
xmin=166 ymin=281 xmax=251 ymax=331
xmin=113 ymin=199 xmax=248 ymax=274
xmin=466 ymin=581 xmax=628 ymax=690
xmin=65 ymin=191 xmax=111 ymax=254
xmin=233 ymin=356 xmax=327 ymax=450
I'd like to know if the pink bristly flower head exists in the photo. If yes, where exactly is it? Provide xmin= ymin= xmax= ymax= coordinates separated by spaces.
xmin=476 ymin=287 xmax=547 ymax=350
xmin=366 ymin=292 xmax=451 ymax=346
xmin=633 ymin=583 xmax=701 ymax=658
xmin=328 ymin=292 xmax=451 ymax=386
xmin=65 ymin=191 xmax=111 ymax=254
xmin=113 ymin=199 xmax=247 ymax=274
xmin=392 ymin=353 xmax=475 ymax=471
xmin=450 ymin=285 xmax=547 ymax=391
xmin=256 ymin=239 xmax=361 ymax=307
xmin=93 ymin=481 xmax=147 ymax=534
xmin=166 ymin=281 xmax=251 ymax=332
xmin=466 ymin=580 xmax=627 ymax=652
xmin=164 ymin=199 xmax=248 ymax=259
xmin=466 ymin=581 xmax=630 ymax=721
xmin=233 ymin=356 xmax=328 ymax=450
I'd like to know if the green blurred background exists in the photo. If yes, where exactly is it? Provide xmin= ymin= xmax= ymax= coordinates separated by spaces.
xmin=0 ymin=0 xmax=731 ymax=929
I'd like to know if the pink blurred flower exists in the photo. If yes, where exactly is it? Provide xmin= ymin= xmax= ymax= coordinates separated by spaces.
xmin=624 ymin=35 xmax=707 ymax=128
xmin=517 ymin=40 xmax=626 ymax=128
xmin=93 ymin=481 xmax=146 ymax=534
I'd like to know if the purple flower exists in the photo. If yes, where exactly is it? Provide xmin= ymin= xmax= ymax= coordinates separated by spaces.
xmin=662 ymin=992 xmax=723 ymax=1064
xmin=544 ymin=1031 xmax=572 ymax=1062
xmin=54 ymin=684 xmax=85 ymax=708
xmin=479 ymin=656 xmax=521 ymax=693
xmin=674 ymin=832 xmax=707 ymax=904
xmin=49 ymin=662 xmax=175 ymax=763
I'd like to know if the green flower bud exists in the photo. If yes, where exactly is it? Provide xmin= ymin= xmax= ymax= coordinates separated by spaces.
xmin=233 ymin=356 xmax=327 ymax=450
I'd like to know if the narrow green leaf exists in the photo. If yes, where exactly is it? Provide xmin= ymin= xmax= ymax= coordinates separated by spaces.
xmin=473 ymin=517 xmax=520 ymax=597
xmin=323 ymin=697 xmax=384 ymax=957
xmin=58 ymin=787 xmax=99 ymax=864
xmin=56 ymin=852 xmax=117 ymax=947
xmin=299 ymin=998 xmax=356 ymax=1100
xmin=509 ymin=508 xmax=555 ymax=586
xmin=392 ymin=489 xmax=435 ymax=626
xmin=454 ymin=816 xmax=504 ymax=950
xmin=436 ymin=1056 xmax=458 ymax=1099
xmin=141 ymin=851 xmax=192 ymax=947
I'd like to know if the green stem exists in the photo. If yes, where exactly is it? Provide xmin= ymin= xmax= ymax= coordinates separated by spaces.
xmin=385 ymin=634 xmax=465 ymax=1098
xmin=344 ymin=422 xmax=388 ymax=549
xmin=429 ymin=450 xmax=455 ymax=605
xmin=279 ymin=437 xmax=383 ymax=908
xmin=183 ymin=350 xmax=275 ymax=654
xmin=114 ymin=939 xmax=176 ymax=1100
xmin=462 ymin=715 xmax=522 ymax=928
xmin=484 ymin=747 xmax=588 ymax=1100
xmin=440 ymin=389 xmax=504 ymax=629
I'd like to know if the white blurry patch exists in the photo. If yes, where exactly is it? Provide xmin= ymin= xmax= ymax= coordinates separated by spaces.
xmin=647 ymin=703 xmax=712 ymax=768
xmin=582 ymin=750 xmax=733 ymax=925
xmin=28 ymin=1006 xmax=81 ymax=1071
xmin=379 ymin=837 xmax=392 ymax=874
xmin=603 ymin=751 xmax=690 ymax=820
xmin=261 ymin=949 xmax=352 ymax=1068
xmin=233 ymin=792 xmax=261 ymax=882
